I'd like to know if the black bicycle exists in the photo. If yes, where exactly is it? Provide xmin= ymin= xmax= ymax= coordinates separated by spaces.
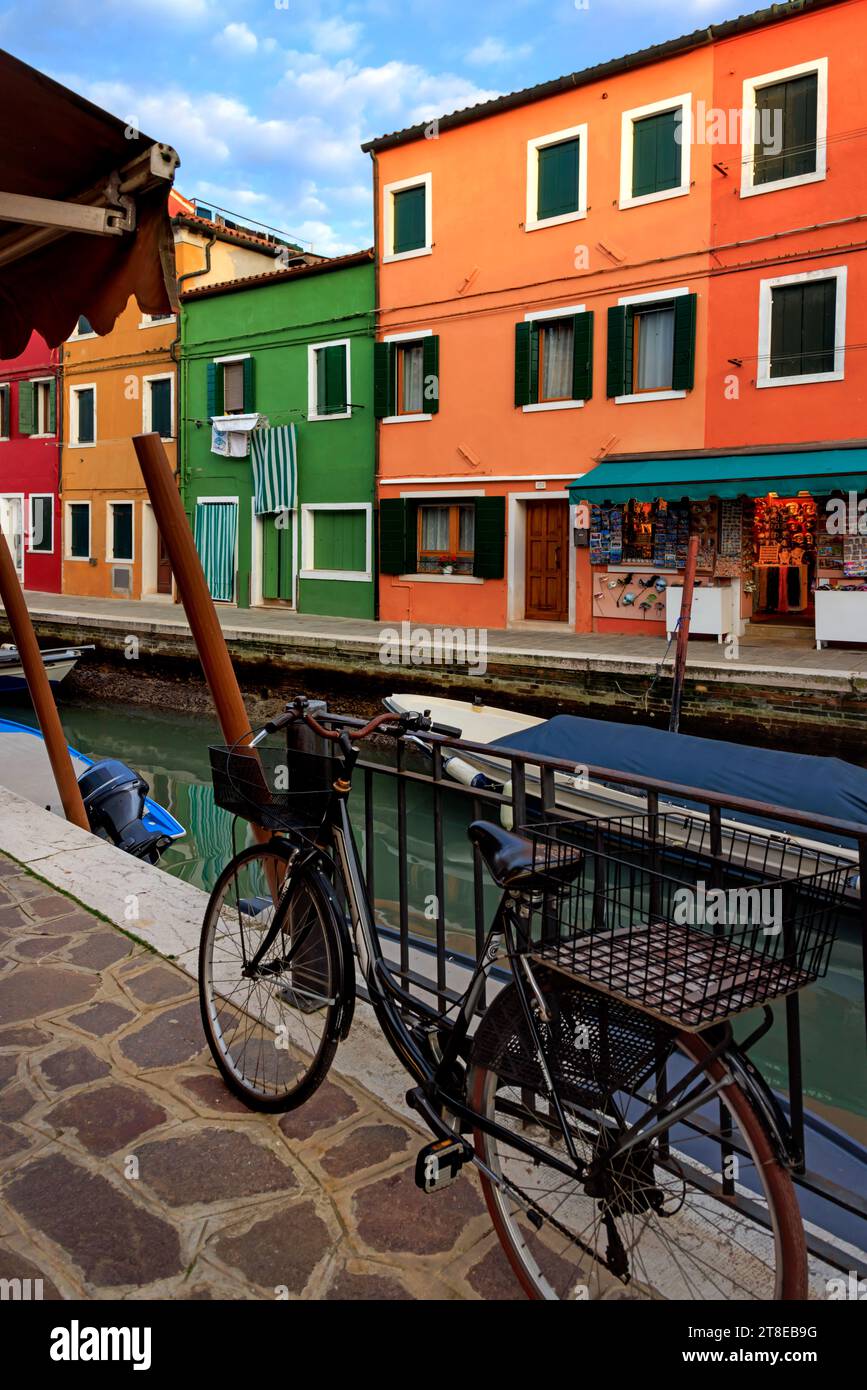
xmin=199 ymin=697 xmax=850 ymax=1300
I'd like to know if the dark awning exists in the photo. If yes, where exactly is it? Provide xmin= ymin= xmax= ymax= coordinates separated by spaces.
xmin=570 ymin=446 xmax=867 ymax=505
xmin=0 ymin=48 xmax=180 ymax=357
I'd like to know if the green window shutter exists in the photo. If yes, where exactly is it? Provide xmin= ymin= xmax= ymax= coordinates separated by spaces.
xmin=112 ymin=504 xmax=133 ymax=561
xmin=379 ymin=498 xmax=418 ymax=574
xmin=313 ymin=510 xmax=366 ymax=572
xmin=755 ymin=73 xmax=817 ymax=185
xmin=571 ymin=311 xmax=594 ymax=401
xmin=393 ymin=184 xmax=426 ymax=254
xmin=76 ymin=388 xmax=95 ymax=443
xmin=243 ymin=356 xmax=255 ymax=412
xmin=206 ymin=361 xmax=223 ymax=419
xmin=47 ymin=379 xmax=56 ymax=434
xmin=317 ymin=345 xmax=347 ymax=415
xmin=472 ymin=497 xmax=505 ymax=579
xmin=374 ymin=342 xmax=394 ymax=419
xmin=537 ymin=137 xmax=580 ymax=221
xmin=70 ymin=504 xmax=89 ymax=558
xmin=632 ymin=108 xmax=681 ymax=198
xmin=514 ymin=322 xmax=540 ymax=407
xmin=606 ymin=306 xmax=633 ymax=397
xmin=18 ymin=380 xmax=34 ymax=436
xmin=671 ymin=293 xmax=697 ymax=392
xmin=422 ymin=335 xmax=439 ymax=413
xmin=262 ymin=517 xmax=280 ymax=599
xmin=150 ymin=378 xmax=172 ymax=437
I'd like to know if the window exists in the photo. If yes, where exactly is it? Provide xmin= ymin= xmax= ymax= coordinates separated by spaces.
xmin=742 ymin=60 xmax=827 ymax=197
xmin=379 ymin=496 xmax=506 ymax=579
xmin=515 ymin=308 xmax=593 ymax=410
xmin=606 ymin=290 xmax=697 ymax=401
xmin=526 ymin=125 xmax=587 ymax=230
xmin=30 ymin=495 xmax=53 ymax=553
xmin=72 ymin=315 xmax=95 ymax=338
xmin=418 ymin=503 xmax=475 ymax=575
xmin=383 ymin=174 xmax=432 ymax=262
xmin=108 ymin=502 xmax=134 ymax=561
xmin=0 ymin=385 xmax=9 ymax=440
xmin=70 ymin=385 xmax=96 ymax=444
xmin=18 ymin=379 xmax=56 ymax=436
xmin=67 ymin=502 xmax=90 ymax=559
xmin=300 ymin=505 xmax=372 ymax=580
xmin=309 ymin=341 xmax=350 ymax=420
xmin=374 ymin=334 xmax=439 ymax=420
xmin=620 ymin=96 xmax=691 ymax=209
xmin=207 ymin=357 xmax=254 ymax=417
xmin=144 ymin=375 xmax=173 ymax=438
xmin=140 ymin=312 xmax=174 ymax=328
xmin=757 ymin=267 xmax=846 ymax=388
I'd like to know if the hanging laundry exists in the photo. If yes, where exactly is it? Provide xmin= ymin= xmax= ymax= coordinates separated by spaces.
xmin=251 ymin=424 xmax=298 ymax=515
xmin=210 ymin=413 xmax=267 ymax=458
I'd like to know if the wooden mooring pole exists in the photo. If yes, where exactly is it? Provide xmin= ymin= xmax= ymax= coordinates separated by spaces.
xmin=668 ymin=533 xmax=700 ymax=735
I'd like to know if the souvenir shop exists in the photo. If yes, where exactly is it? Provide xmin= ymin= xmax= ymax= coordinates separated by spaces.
xmin=570 ymin=447 xmax=867 ymax=650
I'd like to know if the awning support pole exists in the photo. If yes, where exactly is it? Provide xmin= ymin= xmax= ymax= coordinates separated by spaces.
xmin=668 ymin=533 xmax=700 ymax=735
xmin=0 ymin=532 xmax=89 ymax=829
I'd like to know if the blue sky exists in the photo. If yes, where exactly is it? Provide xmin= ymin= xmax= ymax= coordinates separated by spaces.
xmin=0 ymin=0 xmax=737 ymax=254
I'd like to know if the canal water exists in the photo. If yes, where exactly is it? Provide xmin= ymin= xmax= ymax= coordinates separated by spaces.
xmin=3 ymin=694 xmax=864 ymax=1142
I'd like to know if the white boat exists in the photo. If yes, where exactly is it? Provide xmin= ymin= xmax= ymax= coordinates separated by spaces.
xmin=0 ymin=643 xmax=93 ymax=693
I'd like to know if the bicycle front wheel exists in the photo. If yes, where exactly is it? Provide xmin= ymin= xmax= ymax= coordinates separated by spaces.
xmin=469 ymin=976 xmax=807 ymax=1301
xmin=199 ymin=842 xmax=352 ymax=1112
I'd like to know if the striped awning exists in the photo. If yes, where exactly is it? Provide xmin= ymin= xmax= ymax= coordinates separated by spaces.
xmin=194 ymin=500 xmax=237 ymax=603
xmin=251 ymin=424 xmax=297 ymax=515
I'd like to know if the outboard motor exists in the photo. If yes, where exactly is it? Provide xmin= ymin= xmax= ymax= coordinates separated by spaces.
xmin=77 ymin=760 xmax=169 ymax=864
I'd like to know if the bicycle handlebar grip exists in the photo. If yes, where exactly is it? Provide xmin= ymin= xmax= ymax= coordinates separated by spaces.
xmin=431 ymin=722 xmax=462 ymax=737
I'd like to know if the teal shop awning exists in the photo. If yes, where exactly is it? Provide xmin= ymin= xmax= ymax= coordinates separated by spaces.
xmin=194 ymin=500 xmax=237 ymax=603
xmin=569 ymin=448 xmax=867 ymax=505
xmin=251 ymin=424 xmax=297 ymax=516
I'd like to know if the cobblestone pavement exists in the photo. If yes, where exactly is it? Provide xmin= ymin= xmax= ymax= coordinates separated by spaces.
xmin=0 ymin=854 xmax=521 ymax=1301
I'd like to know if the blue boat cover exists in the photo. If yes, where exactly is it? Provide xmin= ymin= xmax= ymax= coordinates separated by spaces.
xmin=493 ymin=716 xmax=867 ymax=845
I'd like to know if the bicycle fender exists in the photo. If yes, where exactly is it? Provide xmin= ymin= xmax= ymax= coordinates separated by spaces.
xmin=715 ymin=1041 xmax=795 ymax=1167
xmin=302 ymin=862 xmax=357 ymax=1041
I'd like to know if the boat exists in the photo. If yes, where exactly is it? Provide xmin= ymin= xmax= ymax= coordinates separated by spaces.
xmin=0 ymin=717 xmax=184 ymax=863
xmin=384 ymin=693 xmax=864 ymax=891
xmin=0 ymin=643 xmax=93 ymax=693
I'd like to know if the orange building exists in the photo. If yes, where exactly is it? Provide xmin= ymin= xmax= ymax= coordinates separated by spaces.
xmin=365 ymin=0 xmax=867 ymax=649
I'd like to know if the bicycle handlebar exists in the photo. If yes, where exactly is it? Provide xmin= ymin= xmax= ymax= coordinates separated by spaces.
xmin=251 ymin=701 xmax=462 ymax=748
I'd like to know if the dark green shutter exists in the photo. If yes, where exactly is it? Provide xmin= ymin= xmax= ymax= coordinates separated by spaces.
xmin=76 ymin=388 xmax=94 ymax=443
xmin=671 ymin=293 xmax=697 ymax=392
xmin=393 ymin=184 xmax=426 ymax=254
xmin=770 ymin=279 xmax=835 ymax=378
xmin=18 ymin=380 xmax=34 ymax=435
xmin=515 ymin=322 xmax=540 ymax=407
xmin=472 ymin=497 xmax=506 ymax=579
xmin=755 ymin=72 xmax=817 ymax=185
xmin=243 ymin=356 xmax=255 ymax=412
xmin=70 ymin=504 xmax=89 ymax=558
xmin=374 ymin=342 xmax=394 ymax=419
xmin=151 ymin=378 xmax=172 ymax=437
xmin=317 ymin=345 xmax=347 ymax=415
xmin=632 ymin=108 xmax=681 ymax=198
xmin=379 ymin=498 xmax=417 ymax=574
xmin=206 ymin=362 xmax=223 ymax=419
xmin=422 ymin=335 xmax=439 ymax=413
xmin=537 ymin=138 xmax=580 ymax=220
xmin=47 ymin=378 xmax=56 ymax=435
xmin=571 ymin=311 xmax=593 ymax=401
xmin=113 ymin=504 xmax=133 ymax=561
xmin=606 ymin=306 xmax=633 ymax=397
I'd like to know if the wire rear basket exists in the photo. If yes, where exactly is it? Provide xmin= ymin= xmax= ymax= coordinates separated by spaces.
xmin=520 ymin=812 xmax=852 ymax=1030
xmin=209 ymin=742 xmax=336 ymax=833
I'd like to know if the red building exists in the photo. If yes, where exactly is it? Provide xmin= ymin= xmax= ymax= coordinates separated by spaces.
xmin=0 ymin=331 xmax=61 ymax=593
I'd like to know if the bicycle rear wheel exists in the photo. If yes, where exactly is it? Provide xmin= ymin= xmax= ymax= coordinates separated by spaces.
xmin=199 ymin=842 xmax=352 ymax=1112
xmin=469 ymin=974 xmax=807 ymax=1300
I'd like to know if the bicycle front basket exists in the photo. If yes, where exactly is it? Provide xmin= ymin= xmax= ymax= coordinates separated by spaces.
xmin=209 ymin=743 xmax=335 ymax=832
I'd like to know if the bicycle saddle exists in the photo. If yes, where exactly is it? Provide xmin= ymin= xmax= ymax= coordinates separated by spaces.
xmin=468 ymin=821 xmax=582 ymax=891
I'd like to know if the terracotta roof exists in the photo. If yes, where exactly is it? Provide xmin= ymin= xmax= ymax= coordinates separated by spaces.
xmin=172 ymin=211 xmax=300 ymax=256
xmin=362 ymin=0 xmax=849 ymax=152
xmin=179 ymin=247 xmax=375 ymax=301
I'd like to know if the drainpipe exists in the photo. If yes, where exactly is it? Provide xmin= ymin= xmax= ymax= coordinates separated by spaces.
xmin=170 ymin=228 xmax=217 ymax=503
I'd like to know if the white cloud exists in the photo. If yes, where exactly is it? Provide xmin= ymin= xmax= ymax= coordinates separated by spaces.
xmin=466 ymin=36 xmax=532 ymax=67
xmin=214 ymin=22 xmax=258 ymax=56
xmin=304 ymin=17 xmax=364 ymax=56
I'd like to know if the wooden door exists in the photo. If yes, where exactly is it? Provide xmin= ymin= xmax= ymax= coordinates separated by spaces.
xmin=157 ymin=531 xmax=172 ymax=594
xmin=524 ymin=501 xmax=569 ymax=621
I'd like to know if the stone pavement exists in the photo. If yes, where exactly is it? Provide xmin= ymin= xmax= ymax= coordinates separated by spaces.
xmin=0 ymin=854 xmax=519 ymax=1301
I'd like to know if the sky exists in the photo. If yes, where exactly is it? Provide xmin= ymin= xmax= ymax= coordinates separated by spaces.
xmin=0 ymin=0 xmax=739 ymax=255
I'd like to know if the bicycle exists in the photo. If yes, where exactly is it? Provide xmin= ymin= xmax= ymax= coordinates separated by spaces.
xmin=198 ymin=696 xmax=850 ymax=1300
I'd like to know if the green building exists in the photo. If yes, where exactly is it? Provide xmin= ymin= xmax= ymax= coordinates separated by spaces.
xmin=180 ymin=249 xmax=375 ymax=617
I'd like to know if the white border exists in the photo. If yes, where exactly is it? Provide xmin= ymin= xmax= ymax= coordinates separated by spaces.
xmin=299 ymin=502 xmax=373 ymax=582
xmin=29 ymin=493 xmax=54 ymax=555
xmin=507 ymin=492 xmax=576 ymax=627
xmin=525 ymin=124 xmax=588 ymax=232
xmin=142 ymin=371 xmax=176 ymax=439
xmin=139 ymin=313 xmax=175 ymax=329
xmin=106 ymin=499 xmax=135 ymax=563
xmin=29 ymin=377 xmax=55 ymax=439
xmin=64 ymin=499 xmax=91 ymax=561
xmin=619 ymin=94 xmax=692 ymax=211
xmin=0 ymin=493 xmax=24 ymax=578
xmin=614 ymin=286 xmax=689 ymax=404
xmin=381 ymin=328 xmax=434 ymax=424
xmin=307 ymin=339 xmax=352 ymax=422
xmin=69 ymin=383 xmax=97 ymax=446
xmin=383 ymin=172 xmax=432 ymax=264
xmin=756 ymin=264 xmax=846 ymax=388
xmin=741 ymin=58 xmax=828 ymax=199
xmin=522 ymin=303 xmax=588 ymax=412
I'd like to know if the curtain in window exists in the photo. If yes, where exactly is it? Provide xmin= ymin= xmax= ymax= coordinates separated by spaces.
xmin=194 ymin=501 xmax=238 ymax=603
xmin=540 ymin=321 xmax=573 ymax=400
xmin=401 ymin=344 xmax=425 ymax=413
xmin=636 ymin=307 xmax=675 ymax=391
xmin=420 ymin=506 xmax=450 ymax=552
xmin=458 ymin=505 xmax=475 ymax=552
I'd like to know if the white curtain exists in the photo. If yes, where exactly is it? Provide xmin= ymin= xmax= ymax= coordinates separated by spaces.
xmin=636 ymin=307 xmax=675 ymax=391
xmin=402 ymin=344 xmax=425 ymax=413
xmin=541 ymin=320 xmax=574 ymax=400
xmin=421 ymin=506 xmax=450 ymax=552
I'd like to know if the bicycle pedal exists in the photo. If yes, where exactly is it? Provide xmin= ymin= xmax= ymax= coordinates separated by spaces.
xmin=415 ymin=1138 xmax=468 ymax=1194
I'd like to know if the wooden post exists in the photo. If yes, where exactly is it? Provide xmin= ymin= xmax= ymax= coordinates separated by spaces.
xmin=668 ymin=532 xmax=700 ymax=735
xmin=0 ymin=531 xmax=89 ymax=829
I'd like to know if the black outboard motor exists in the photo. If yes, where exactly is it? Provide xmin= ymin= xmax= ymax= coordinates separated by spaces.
xmin=77 ymin=760 xmax=169 ymax=864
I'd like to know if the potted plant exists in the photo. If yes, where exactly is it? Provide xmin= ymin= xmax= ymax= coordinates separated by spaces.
xmin=440 ymin=553 xmax=458 ymax=575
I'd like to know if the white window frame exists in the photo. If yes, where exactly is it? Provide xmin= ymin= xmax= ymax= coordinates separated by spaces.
xmin=619 ymin=94 xmax=692 ymax=211
xmin=30 ymin=377 xmax=54 ymax=439
xmin=0 ymin=383 xmax=10 ymax=441
xmin=29 ymin=493 xmax=54 ymax=555
xmin=757 ymin=264 xmax=846 ymax=389
xmin=741 ymin=58 xmax=828 ymax=199
xmin=307 ymin=339 xmax=352 ymax=422
xmin=383 ymin=172 xmax=433 ymax=264
xmin=69 ymin=383 xmax=97 ymax=447
xmin=69 ymin=317 xmax=97 ymax=341
xmin=106 ymin=500 xmax=135 ymax=563
xmin=299 ymin=502 xmax=373 ymax=583
xmin=614 ymin=286 xmax=690 ymax=405
xmin=139 ymin=312 xmax=176 ymax=329
xmin=65 ymin=499 xmax=91 ymax=561
xmin=381 ymin=328 xmax=434 ymax=424
xmin=522 ymin=304 xmax=587 ymax=413
xmin=142 ymin=371 xmax=176 ymax=439
xmin=525 ymin=124 xmax=588 ymax=232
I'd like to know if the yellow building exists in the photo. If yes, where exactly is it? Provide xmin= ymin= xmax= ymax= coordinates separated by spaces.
xmin=62 ymin=193 xmax=319 ymax=600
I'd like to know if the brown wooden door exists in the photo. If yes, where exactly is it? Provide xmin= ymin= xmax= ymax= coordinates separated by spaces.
xmin=525 ymin=501 xmax=569 ymax=621
xmin=157 ymin=531 xmax=172 ymax=595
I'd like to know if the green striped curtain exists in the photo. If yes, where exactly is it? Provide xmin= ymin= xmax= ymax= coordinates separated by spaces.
xmin=251 ymin=424 xmax=297 ymax=515
xmin=194 ymin=501 xmax=237 ymax=602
